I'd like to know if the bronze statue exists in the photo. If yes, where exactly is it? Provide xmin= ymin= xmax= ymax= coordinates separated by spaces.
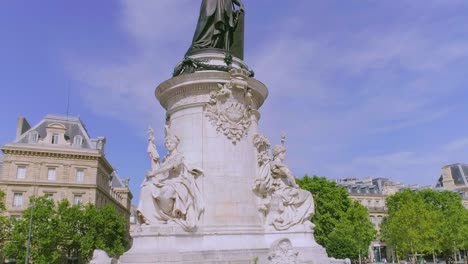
xmin=187 ymin=0 xmax=245 ymax=59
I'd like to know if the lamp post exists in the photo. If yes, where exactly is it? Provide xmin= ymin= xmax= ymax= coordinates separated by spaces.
xmin=25 ymin=199 xmax=35 ymax=264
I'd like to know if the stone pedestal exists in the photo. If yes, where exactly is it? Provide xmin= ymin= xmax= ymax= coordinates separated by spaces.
xmin=120 ymin=52 xmax=345 ymax=264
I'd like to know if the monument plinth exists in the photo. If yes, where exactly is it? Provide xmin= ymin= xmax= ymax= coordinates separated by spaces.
xmin=119 ymin=1 xmax=347 ymax=263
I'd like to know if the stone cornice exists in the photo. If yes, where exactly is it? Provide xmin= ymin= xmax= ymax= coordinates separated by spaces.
xmin=0 ymin=180 xmax=97 ymax=188
xmin=2 ymin=143 xmax=101 ymax=154
xmin=155 ymin=71 xmax=268 ymax=111
xmin=1 ymin=147 xmax=100 ymax=161
xmin=1 ymin=145 xmax=115 ymax=172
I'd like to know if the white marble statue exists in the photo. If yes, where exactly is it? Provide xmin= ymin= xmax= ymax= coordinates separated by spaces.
xmin=147 ymin=127 xmax=160 ymax=172
xmin=89 ymin=249 xmax=113 ymax=264
xmin=253 ymin=134 xmax=315 ymax=231
xmin=268 ymin=238 xmax=299 ymax=264
xmin=136 ymin=126 xmax=204 ymax=231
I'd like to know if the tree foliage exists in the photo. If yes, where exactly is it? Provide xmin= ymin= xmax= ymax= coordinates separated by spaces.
xmin=3 ymin=196 xmax=129 ymax=263
xmin=381 ymin=189 xmax=468 ymax=261
xmin=327 ymin=201 xmax=377 ymax=259
xmin=0 ymin=189 xmax=11 ymax=252
xmin=297 ymin=175 xmax=376 ymax=259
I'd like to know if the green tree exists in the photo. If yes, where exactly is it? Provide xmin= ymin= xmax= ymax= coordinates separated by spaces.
xmin=419 ymin=190 xmax=467 ymax=261
xmin=56 ymin=199 xmax=86 ymax=261
xmin=297 ymin=175 xmax=375 ymax=259
xmin=327 ymin=201 xmax=376 ymax=259
xmin=461 ymin=209 xmax=468 ymax=259
xmin=3 ymin=196 xmax=129 ymax=263
xmin=79 ymin=204 xmax=129 ymax=260
xmin=4 ymin=196 xmax=62 ymax=264
xmin=381 ymin=190 xmax=442 ymax=263
xmin=0 ymin=190 xmax=11 ymax=253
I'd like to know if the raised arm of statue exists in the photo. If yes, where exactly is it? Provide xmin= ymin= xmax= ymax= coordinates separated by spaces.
xmin=147 ymin=127 xmax=160 ymax=172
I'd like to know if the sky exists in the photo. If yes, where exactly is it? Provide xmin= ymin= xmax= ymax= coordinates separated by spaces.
xmin=1 ymin=1 xmax=468 ymax=201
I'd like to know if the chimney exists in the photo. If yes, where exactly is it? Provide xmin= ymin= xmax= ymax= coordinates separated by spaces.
xmin=16 ymin=116 xmax=31 ymax=140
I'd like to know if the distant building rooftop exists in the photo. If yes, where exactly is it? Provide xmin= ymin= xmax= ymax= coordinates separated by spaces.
xmin=8 ymin=114 xmax=105 ymax=152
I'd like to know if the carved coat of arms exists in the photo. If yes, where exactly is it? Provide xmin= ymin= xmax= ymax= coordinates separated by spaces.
xmin=204 ymin=81 xmax=253 ymax=144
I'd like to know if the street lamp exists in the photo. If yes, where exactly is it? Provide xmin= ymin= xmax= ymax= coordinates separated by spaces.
xmin=24 ymin=199 xmax=35 ymax=264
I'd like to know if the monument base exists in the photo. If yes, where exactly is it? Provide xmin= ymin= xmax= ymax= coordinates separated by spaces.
xmin=119 ymin=225 xmax=345 ymax=264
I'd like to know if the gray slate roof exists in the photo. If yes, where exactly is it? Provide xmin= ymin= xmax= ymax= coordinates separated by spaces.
xmin=14 ymin=114 xmax=98 ymax=150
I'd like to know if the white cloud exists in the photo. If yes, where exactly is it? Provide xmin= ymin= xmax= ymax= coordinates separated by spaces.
xmin=69 ymin=1 xmax=200 ymax=141
xmin=67 ymin=1 xmax=468 ymax=188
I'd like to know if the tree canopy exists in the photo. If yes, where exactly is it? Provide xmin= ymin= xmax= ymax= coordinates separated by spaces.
xmin=381 ymin=189 xmax=468 ymax=262
xmin=3 ymin=196 xmax=129 ymax=263
xmin=297 ymin=175 xmax=376 ymax=259
xmin=0 ymin=189 xmax=10 ymax=253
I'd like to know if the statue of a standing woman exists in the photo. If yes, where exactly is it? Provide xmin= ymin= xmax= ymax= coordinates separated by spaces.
xmin=187 ymin=0 xmax=245 ymax=59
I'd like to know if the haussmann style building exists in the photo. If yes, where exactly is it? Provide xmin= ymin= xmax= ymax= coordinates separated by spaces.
xmin=0 ymin=114 xmax=132 ymax=221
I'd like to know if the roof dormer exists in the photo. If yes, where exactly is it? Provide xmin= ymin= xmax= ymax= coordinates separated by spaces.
xmin=43 ymin=123 xmax=69 ymax=146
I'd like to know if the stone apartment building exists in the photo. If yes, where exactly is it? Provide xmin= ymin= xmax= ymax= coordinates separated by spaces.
xmin=437 ymin=163 xmax=468 ymax=208
xmin=0 ymin=114 xmax=132 ymax=221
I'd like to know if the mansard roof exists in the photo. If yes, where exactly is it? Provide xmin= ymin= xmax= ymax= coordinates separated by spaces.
xmin=12 ymin=114 xmax=102 ymax=151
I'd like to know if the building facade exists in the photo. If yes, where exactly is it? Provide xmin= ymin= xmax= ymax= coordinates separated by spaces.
xmin=437 ymin=163 xmax=468 ymax=208
xmin=0 ymin=114 xmax=132 ymax=220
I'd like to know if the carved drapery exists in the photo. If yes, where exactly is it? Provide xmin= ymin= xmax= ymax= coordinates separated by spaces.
xmin=137 ymin=126 xmax=204 ymax=232
xmin=253 ymin=133 xmax=315 ymax=231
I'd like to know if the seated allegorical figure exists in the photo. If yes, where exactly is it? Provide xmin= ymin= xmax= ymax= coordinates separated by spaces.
xmin=269 ymin=143 xmax=315 ymax=230
xmin=253 ymin=134 xmax=314 ymax=231
xmin=136 ymin=126 xmax=204 ymax=232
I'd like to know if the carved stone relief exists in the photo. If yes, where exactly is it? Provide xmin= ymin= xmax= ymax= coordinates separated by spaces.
xmin=204 ymin=70 xmax=254 ymax=144
xmin=268 ymin=238 xmax=299 ymax=264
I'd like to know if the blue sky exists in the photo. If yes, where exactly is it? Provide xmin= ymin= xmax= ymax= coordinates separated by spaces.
xmin=2 ymin=1 xmax=468 ymax=200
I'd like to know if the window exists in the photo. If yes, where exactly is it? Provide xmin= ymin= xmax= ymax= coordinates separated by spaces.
xmin=47 ymin=168 xmax=57 ymax=181
xmin=13 ymin=193 xmax=23 ymax=208
xmin=76 ymin=169 xmax=84 ymax=183
xmin=52 ymin=133 xmax=59 ymax=144
xmin=29 ymin=131 xmax=39 ymax=143
xmin=16 ymin=166 xmax=27 ymax=179
xmin=73 ymin=135 xmax=83 ymax=146
xmin=46 ymin=193 xmax=54 ymax=200
xmin=73 ymin=195 xmax=83 ymax=205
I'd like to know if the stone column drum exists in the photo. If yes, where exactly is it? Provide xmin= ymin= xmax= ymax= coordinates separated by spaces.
xmin=119 ymin=52 xmax=346 ymax=264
